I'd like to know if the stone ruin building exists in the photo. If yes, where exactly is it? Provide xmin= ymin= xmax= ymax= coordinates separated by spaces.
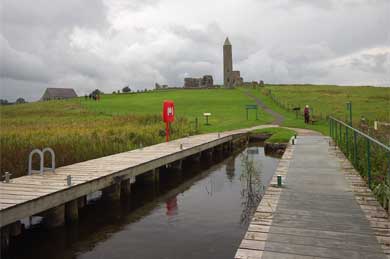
xmin=155 ymin=83 xmax=169 ymax=90
xmin=223 ymin=37 xmax=244 ymax=88
xmin=183 ymin=75 xmax=213 ymax=88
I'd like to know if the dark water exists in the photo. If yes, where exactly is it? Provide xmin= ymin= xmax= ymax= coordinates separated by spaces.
xmin=9 ymin=145 xmax=279 ymax=259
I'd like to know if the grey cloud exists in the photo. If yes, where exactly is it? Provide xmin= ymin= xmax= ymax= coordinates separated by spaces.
xmin=0 ymin=36 xmax=53 ymax=82
xmin=350 ymin=52 xmax=390 ymax=74
xmin=2 ymin=0 xmax=107 ymax=28
xmin=1 ymin=0 xmax=389 ymax=101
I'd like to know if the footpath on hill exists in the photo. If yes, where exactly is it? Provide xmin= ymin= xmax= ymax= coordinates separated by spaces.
xmin=244 ymin=92 xmax=285 ymax=125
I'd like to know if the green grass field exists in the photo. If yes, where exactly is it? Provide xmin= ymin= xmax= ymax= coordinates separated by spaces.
xmin=262 ymin=85 xmax=389 ymax=124
xmin=82 ymin=89 xmax=273 ymax=132
xmin=242 ymin=85 xmax=389 ymax=135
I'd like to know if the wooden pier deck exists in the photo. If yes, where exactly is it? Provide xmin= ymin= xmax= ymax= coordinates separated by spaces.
xmin=0 ymin=125 xmax=275 ymax=230
xmin=235 ymin=132 xmax=390 ymax=259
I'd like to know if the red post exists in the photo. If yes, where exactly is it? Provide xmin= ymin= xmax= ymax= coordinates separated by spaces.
xmin=166 ymin=122 xmax=170 ymax=142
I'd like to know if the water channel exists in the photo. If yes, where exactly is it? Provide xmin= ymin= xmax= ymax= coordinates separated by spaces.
xmin=8 ymin=144 xmax=279 ymax=259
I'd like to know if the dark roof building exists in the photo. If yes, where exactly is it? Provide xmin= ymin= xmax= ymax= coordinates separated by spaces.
xmin=41 ymin=88 xmax=78 ymax=101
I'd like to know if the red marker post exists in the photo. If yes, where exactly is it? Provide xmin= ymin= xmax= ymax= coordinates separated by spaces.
xmin=162 ymin=100 xmax=175 ymax=142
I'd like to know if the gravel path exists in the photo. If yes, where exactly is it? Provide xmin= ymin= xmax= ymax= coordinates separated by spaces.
xmin=244 ymin=91 xmax=285 ymax=125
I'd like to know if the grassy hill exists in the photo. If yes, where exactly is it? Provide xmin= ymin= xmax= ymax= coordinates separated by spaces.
xmin=261 ymin=85 xmax=389 ymax=125
xmin=82 ymin=88 xmax=273 ymax=132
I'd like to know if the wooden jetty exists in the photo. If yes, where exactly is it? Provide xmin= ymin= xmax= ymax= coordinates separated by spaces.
xmin=235 ymin=131 xmax=390 ymax=259
xmin=0 ymin=125 xmax=275 ymax=250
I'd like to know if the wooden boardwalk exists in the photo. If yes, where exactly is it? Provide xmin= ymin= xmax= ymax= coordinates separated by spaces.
xmin=236 ymin=132 xmax=390 ymax=259
xmin=0 ymin=125 xmax=275 ymax=229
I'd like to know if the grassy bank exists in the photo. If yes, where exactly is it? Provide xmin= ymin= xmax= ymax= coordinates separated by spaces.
xmin=251 ymin=128 xmax=296 ymax=143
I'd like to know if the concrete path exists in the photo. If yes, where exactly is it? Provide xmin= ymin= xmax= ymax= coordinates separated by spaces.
xmin=236 ymin=133 xmax=388 ymax=258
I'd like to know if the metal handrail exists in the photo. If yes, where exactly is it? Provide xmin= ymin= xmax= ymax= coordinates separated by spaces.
xmin=329 ymin=116 xmax=389 ymax=151
xmin=28 ymin=149 xmax=44 ymax=175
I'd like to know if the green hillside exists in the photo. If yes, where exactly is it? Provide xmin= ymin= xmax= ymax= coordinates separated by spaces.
xmin=82 ymin=88 xmax=273 ymax=132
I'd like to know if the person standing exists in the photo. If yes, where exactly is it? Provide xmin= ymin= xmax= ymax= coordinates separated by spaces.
xmin=304 ymin=105 xmax=310 ymax=124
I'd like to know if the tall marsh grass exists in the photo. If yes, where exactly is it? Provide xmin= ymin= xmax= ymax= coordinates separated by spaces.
xmin=1 ymin=100 xmax=196 ymax=178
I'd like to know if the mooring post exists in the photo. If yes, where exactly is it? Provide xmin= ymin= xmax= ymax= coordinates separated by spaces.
xmin=43 ymin=204 xmax=65 ymax=228
xmin=65 ymin=200 xmax=79 ymax=223
xmin=277 ymin=175 xmax=282 ymax=187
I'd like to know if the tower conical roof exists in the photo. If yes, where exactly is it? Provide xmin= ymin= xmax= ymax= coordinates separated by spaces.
xmin=224 ymin=37 xmax=231 ymax=46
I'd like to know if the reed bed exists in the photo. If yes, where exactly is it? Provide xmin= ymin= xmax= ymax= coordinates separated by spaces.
xmin=1 ymin=100 xmax=196 ymax=178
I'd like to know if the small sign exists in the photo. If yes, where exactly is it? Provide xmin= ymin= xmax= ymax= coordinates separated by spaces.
xmin=163 ymin=100 xmax=175 ymax=142
xmin=163 ymin=100 xmax=175 ymax=123
xmin=203 ymin=113 xmax=211 ymax=125
xmin=245 ymin=104 xmax=257 ymax=109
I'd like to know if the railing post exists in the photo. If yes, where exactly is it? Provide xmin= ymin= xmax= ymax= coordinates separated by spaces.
xmin=367 ymin=138 xmax=371 ymax=188
xmin=346 ymin=127 xmax=349 ymax=157
xmin=387 ymin=152 xmax=390 ymax=187
xmin=339 ymin=122 xmax=342 ymax=147
xmin=353 ymin=131 xmax=357 ymax=166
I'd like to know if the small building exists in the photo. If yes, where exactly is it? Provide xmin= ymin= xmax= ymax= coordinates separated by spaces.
xmin=184 ymin=75 xmax=214 ymax=88
xmin=41 ymin=88 xmax=78 ymax=101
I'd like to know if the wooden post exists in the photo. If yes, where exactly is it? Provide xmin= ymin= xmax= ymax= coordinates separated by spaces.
xmin=65 ymin=200 xmax=79 ymax=223
xmin=203 ymin=149 xmax=213 ymax=161
xmin=43 ymin=204 xmax=65 ymax=228
xmin=153 ymin=168 xmax=160 ymax=182
xmin=10 ymin=221 xmax=22 ymax=237
xmin=102 ymin=183 xmax=121 ymax=201
xmin=77 ymin=196 xmax=87 ymax=209
xmin=192 ymin=152 xmax=202 ymax=162
xmin=121 ymin=179 xmax=131 ymax=197
xmin=171 ymin=160 xmax=183 ymax=170
xmin=1 ymin=225 xmax=10 ymax=255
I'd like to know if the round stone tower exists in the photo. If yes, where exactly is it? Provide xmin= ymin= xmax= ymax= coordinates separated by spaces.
xmin=223 ymin=37 xmax=233 ymax=88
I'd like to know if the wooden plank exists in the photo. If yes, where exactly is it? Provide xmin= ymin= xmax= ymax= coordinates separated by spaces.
xmin=0 ymin=183 xmax=66 ymax=190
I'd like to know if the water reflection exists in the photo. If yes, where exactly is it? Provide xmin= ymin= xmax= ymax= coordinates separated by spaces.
xmin=226 ymin=157 xmax=235 ymax=182
xmin=239 ymin=147 xmax=263 ymax=225
xmin=166 ymin=196 xmax=178 ymax=216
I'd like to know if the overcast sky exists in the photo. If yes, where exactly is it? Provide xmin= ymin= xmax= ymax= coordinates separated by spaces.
xmin=1 ymin=0 xmax=389 ymax=101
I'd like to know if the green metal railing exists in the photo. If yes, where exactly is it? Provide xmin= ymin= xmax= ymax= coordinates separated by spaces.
xmin=329 ymin=116 xmax=390 ymax=189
